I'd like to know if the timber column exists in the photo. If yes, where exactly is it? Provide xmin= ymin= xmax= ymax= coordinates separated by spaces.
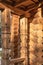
xmin=1 ymin=9 xmax=11 ymax=65
xmin=10 ymin=14 xmax=20 ymax=65
xmin=20 ymin=17 xmax=29 ymax=65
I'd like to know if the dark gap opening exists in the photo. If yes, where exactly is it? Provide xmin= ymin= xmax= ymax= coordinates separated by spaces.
xmin=42 ymin=50 xmax=43 ymax=52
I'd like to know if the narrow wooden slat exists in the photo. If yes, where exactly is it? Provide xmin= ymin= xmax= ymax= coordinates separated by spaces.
xmin=10 ymin=58 xmax=25 ymax=63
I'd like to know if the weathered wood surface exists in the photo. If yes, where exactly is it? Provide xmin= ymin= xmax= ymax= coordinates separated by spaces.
xmin=10 ymin=15 xmax=20 ymax=59
xmin=20 ymin=18 xmax=29 ymax=65
xmin=10 ymin=58 xmax=25 ymax=63
xmin=29 ymin=11 xmax=43 ymax=65
xmin=2 ymin=9 xmax=11 ymax=65
xmin=0 ymin=0 xmax=41 ymax=18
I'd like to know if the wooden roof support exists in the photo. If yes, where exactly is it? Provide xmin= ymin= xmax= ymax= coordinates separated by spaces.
xmin=26 ymin=5 xmax=38 ymax=13
xmin=26 ymin=2 xmax=43 ymax=13
xmin=15 ymin=0 xmax=33 ymax=7
xmin=0 ymin=0 xmax=41 ymax=18
xmin=0 ymin=1 xmax=25 ymax=15
xmin=0 ymin=0 xmax=31 ymax=17
xmin=31 ymin=0 xmax=38 ymax=3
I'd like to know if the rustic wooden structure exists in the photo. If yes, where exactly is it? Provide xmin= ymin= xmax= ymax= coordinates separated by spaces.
xmin=0 ymin=0 xmax=43 ymax=18
xmin=0 ymin=0 xmax=43 ymax=65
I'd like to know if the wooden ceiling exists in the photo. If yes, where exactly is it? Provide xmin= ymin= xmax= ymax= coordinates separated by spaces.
xmin=0 ymin=0 xmax=43 ymax=18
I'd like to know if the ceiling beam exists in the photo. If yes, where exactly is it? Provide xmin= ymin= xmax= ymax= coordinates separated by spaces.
xmin=31 ymin=0 xmax=38 ymax=3
xmin=0 ymin=1 xmax=25 ymax=15
xmin=0 ymin=0 xmax=40 ymax=18
xmin=0 ymin=3 xmax=8 ymax=8
xmin=7 ymin=0 xmax=12 ymax=3
xmin=25 ymin=2 xmax=39 ymax=11
xmin=26 ymin=2 xmax=43 ymax=14
xmin=0 ymin=0 xmax=30 ymax=17
xmin=14 ymin=0 xmax=34 ymax=7
xmin=26 ymin=4 xmax=38 ymax=12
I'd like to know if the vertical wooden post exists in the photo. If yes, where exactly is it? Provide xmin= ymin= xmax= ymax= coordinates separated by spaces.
xmin=27 ymin=18 xmax=30 ymax=65
xmin=1 ymin=9 xmax=11 ymax=65
xmin=20 ymin=17 xmax=29 ymax=65
xmin=10 ymin=14 xmax=20 ymax=65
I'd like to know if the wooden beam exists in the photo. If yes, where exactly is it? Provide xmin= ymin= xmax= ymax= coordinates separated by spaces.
xmin=26 ymin=5 xmax=38 ymax=12
xmin=0 ymin=1 xmax=31 ymax=17
xmin=0 ymin=1 xmax=26 ymax=15
xmin=15 ymin=0 xmax=34 ymax=7
xmin=0 ymin=4 xmax=4 ymax=9
xmin=10 ymin=58 xmax=25 ymax=63
xmin=24 ymin=2 xmax=39 ymax=11
xmin=33 ymin=0 xmax=38 ymax=2
xmin=0 ymin=3 xmax=7 ymax=8
xmin=25 ymin=2 xmax=41 ymax=13
xmin=7 ymin=0 xmax=12 ymax=3
xmin=27 ymin=2 xmax=43 ymax=13
xmin=24 ymin=12 xmax=31 ymax=18
xmin=20 ymin=3 xmax=38 ymax=18
xmin=31 ymin=0 xmax=38 ymax=3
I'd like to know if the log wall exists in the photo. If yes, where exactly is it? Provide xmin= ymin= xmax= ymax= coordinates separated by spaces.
xmin=1 ymin=7 xmax=43 ymax=65
xmin=29 ymin=18 xmax=43 ymax=65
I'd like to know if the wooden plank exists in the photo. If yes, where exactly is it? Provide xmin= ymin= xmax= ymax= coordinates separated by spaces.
xmin=10 ymin=58 xmax=25 ymax=63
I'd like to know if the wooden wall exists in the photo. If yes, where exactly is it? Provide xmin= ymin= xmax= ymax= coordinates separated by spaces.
xmin=29 ymin=15 xmax=43 ymax=65
xmin=1 ymin=7 xmax=43 ymax=65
